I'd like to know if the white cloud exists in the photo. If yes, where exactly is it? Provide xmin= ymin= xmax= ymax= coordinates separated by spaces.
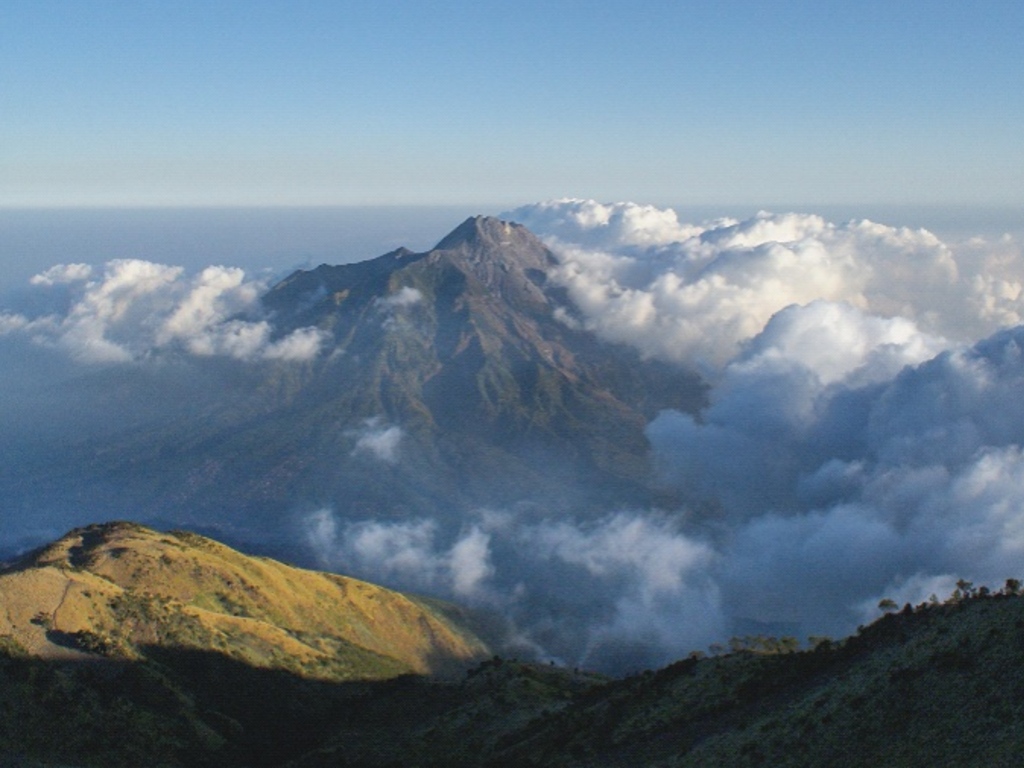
xmin=29 ymin=263 xmax=93 ymax=286
xmin=447 ymin=526 xmax=495 ymax=598
xmin=303 ymin=507 xmax=724 ymax=670
xmin=376 ymin=286 xmax=423 ymax=309
xmin=0 ymin=313 xmax=30 ymax=334
xmin=647 ymin=320 xmax=1024 ymax=640
xmin=506 ymin=199 xmax=1016 ymax=369
xmin=713 ymin=441 xmax=1024 ymax=636
xmin=349 ymin=417 xmax=404 ymax=463
xmin=521 ymin=513 xmax=722 ymax=666
xmin=304 ymin=508 xmax=339 ymax=567
xmin=156 ymin=266 xmax=258 ymax=346
xmin=504 ymin=198 xmax=703 ymax=249
xmin=501 ymin=200 xmax=1024 ymax=649
xmin=529 ymin=513 xmax=712 ymax=596
xmin=8 ymin=259 xmax=328 ymax=363
xmin=375 ymin=286 xmax=426 ymax=334
xmin=646 ymin=301 xmax=946 ymax=517
xmin=339 ymin=518 xmax=442 ymax=582
xmin=263 ymin=326 xmax=330 ymax=362
xmin=304 ymin=511 xmax=495 ymax=601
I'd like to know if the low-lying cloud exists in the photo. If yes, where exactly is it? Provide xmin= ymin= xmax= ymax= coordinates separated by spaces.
xmin=497 ymin=199 xmax=1024 ymax=659
xmin=5 ymin=200 xmax=1024 ymax=673
xmin=305 ymin=512 xmax=494 ymax=600
xmin=348 ymin=417 xmax=405 ymax=464
xmin=1 ymin=259 xmax=327 ymax=362
xmin=507 ymin=199 xmax=1020 ymax=370
xmin=376 ymin=285 xmax=424 ymax=309
xmin=305 ymin=508 xmax=724 ymax=670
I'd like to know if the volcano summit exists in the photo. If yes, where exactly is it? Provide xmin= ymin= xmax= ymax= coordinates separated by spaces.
xmin=3 ymin=216 xmax=704 ymax=558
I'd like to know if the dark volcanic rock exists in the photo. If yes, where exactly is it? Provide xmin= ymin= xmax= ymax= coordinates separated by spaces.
xmin=6 ymin=216 xmax=706 ymax=552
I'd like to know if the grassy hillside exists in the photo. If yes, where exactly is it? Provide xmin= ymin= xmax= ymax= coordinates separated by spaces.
xmin=0 ymin=521 xmax=488 ymax=679
xmin=4 ymin=524 xmax=1024 ymax=767
xmin=294 ymin=585 xmax=1024 ymax=768
xmin=0 ymin=522 xmax=491 ymax=766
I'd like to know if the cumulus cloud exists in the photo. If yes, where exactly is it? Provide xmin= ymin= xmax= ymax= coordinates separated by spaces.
xmin=7 ymin=200 xmax=1024 ymax=673
xmin=470 ymin=201 xmax=1024 ymax=660
xmin=263 ymin=326 xmax=330 ymax=361
xmin=348 ymin=417 xmax=404 ymax=463
xmin=642 ymin=307 xmax=1024 ymax=642
xmin=305 ymin=511 xmax=495 ymax=601
xmin=506 ymin=199 xmax=1019 ymax=369
xmin=0 ymin=312 xmax=31 ymax=334
xmin=374 ymin=285 xmax=427 ymax=335
xmin=448 ymin=526 xmax=495 ymax=597
xmin=523 ymin=513 xmax=722 ymax=666
xmin=376 ymin=286 xmax=423 ymax=309
xmin=304 ymin=508 xmax=724 ymax=670
xmin=645 ymin=301 xmax=949 ymax=517
xmin=29 ymin=263 xmax=94 ymax=286
xmin=3 ymin=259 xmax=328 ymax=363
xmin=712 ymin=441 xmax=1024 ymax=637
xmin=502 ymin=198 xmax=703 ymax=249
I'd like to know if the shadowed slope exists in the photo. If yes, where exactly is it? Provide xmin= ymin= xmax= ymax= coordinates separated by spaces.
xmin=296 ymin=589 xmax=1024 ymax=767
xmin=4 ymin=529 xmax=1024 ymax=767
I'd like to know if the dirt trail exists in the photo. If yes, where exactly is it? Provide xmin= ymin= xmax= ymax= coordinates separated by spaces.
xmin=51 ymin=577 xmax=73 ymax=627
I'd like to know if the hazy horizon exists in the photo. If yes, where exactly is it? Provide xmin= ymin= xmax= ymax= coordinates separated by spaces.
xmin=3 ymin=202 xmax=1021 ymax=294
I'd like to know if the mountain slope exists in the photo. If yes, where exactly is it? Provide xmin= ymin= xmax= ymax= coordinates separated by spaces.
xmin=4 ymin=526 xmax=1024 ymax=767
xmin=257 ymin=215 xmax=705 ymax=508
xmin=263 ymin=216 xmax=699 ymax=492
xmin=13 ymin=216 xmax=704 ymax=551
xmin=295 ymin=588 xmax=1024 ymax=767
xmin=0 ymin=522 xmax=488 ymax=766
xmin=0 ymin=521 xmax=488 ymax=678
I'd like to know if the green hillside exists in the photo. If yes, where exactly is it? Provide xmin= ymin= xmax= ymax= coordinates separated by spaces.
xmin=3 ymin=526 xmax=1024 ymax=767
xmin=288 ymin=584 xmax=1024 ymax=767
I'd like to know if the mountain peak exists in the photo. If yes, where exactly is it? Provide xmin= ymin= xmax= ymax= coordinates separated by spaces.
xmin=429 ymin=216 xmax=558 ymax=284
xmin=434 ymin=215 xmax=537 ymax=252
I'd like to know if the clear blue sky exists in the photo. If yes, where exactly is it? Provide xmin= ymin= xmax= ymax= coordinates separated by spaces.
xmin=1 ymin=0 xmax=1021 ymax=208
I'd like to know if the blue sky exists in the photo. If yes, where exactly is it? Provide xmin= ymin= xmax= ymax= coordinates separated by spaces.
xmin=1 ymin=0 xmax=1021 ymax=207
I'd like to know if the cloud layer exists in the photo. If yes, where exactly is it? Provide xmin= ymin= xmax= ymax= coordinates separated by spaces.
xmin=304 ymin=508 xmax=723 ymax=670
xmin=6 ymin=200 xmax=1024 ymax=672
xmin=500 ymin=199 xmax=1024 ymax=653
xmin=1 ymin=259 xmax=327 ymax=363
xmin=507 ymin=199 xmax=1021 ymax=369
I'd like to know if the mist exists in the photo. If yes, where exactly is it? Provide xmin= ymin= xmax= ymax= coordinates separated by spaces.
xmin=3 ymin=200 xmax=1024 ymax=672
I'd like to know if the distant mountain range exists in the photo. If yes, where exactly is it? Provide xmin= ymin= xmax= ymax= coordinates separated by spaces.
xmin=3 ymin=216 xmax=704 ymax=555
xmin=3 ymin=523 xmax=1024 ymax=767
